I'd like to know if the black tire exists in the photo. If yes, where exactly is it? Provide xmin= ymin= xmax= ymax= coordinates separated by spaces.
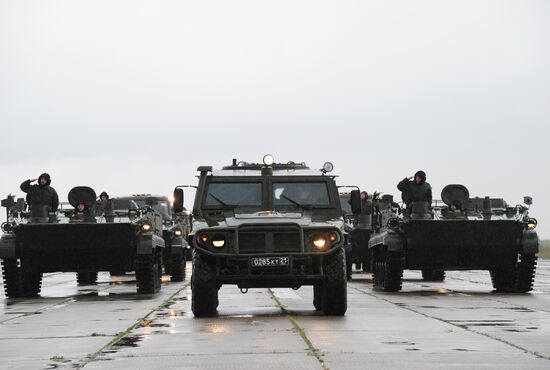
xmin=76 ymin=271 xmax=98 ymax=285
xmin=135 ymin=254 xmax=161 ymax=294
xmin=1 ymin=258 xmax=23 ymax=298
xmin=491 ymin=253 xmax=537 ymax=293
xmin=373 ymin=249 xmax=403 ymax=292
xmin=362 ymin=251 xmax=372 ymax=273
xmin=22 ymin=271 xmax=43 ymax=297
xmin=321 ymin=248 xmax=347 ymax=316
xmin=191 ymin=250 xmax=218 ymax=317
xmin=421 ymin=269 xmax=445 ymax=282
xmin=345 ymin=250 xmax=353 ymax=281
xmin=185 ymin=248 xmax=193 ymax=262
xmin=170 ymin=250 xmax=186 ymax=282
xmin=313 ymin=283 xmax=323 ymax=311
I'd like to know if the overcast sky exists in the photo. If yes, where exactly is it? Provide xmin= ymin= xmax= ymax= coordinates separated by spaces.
xmin=1 ymin=1 xmax=549 ymax=238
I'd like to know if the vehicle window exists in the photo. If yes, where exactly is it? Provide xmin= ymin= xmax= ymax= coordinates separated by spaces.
xmin=339 ymin=195 xmax=352 ymax=214
xmin=205 ymin=183 xmax=262 ymax=207
xmin=273 ymin=182 xmax=330 ymax=206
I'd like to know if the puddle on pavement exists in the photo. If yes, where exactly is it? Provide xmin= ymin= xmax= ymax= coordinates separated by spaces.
xmin=383 ymin=341 xmax=416 ymax=346
xmin=171 ymin=295 xmax=190 ymax=302
xmin=155 ymin=309 xmax=189 ymax=318
xmin=113 ymin=335 xmax=143 ymax=347
xmin=451 ymin=320 xmax=518 ymax=327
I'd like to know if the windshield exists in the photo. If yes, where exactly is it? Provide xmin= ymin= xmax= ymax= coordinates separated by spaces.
xmin=339 ymin=195 xmax=352 ymax=214
xmin=273 ymin=182 xmax=330 ymax=207
xmin=205 ymin=183 xmax=262 ymax=207
xmin=129 ymin=199 xmax=171 ymax=217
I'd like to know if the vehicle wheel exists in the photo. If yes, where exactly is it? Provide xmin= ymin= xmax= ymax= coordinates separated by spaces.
xmin=109 ymin=271 xmax=126 ymax=276
xmin=421 ymin=269 xmax=445 ymax=282
xmin=313 ymin=283 xmax=323 ymax=311
xmin=1 ymin=258 xmax=23 ymax=298
xmin=22 ymin=271 xmax=43 ymax=297
xmin=373 ymin=249 xmax=403 ymax=292
xmin=491 ymin=253 xmax=537 ymax=293
xmin=185 ymin=248 xmax=193 ymax=262
xmin=321 ymin=248 xmax=347 ymax=316
xmin=191 ymin=250 xmax=218 ymax=317
xmin=345 ymin=250 xmax=353 ymax=281
xmin=170 ymin=250 xmax=186 ymax=282
xmin=76 ymin=271 xmax=98 ymax=285
xmin=135 ymin=254 xmax=161 ymax=294
xmin=362 ymin=252 xmax=372 ymax=273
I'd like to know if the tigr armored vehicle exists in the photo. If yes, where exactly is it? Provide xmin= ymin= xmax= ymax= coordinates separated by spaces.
xmin=0 ymin=187 xmax=165 ymax=297
xmin=116 ymin=194 xmax=191 ymax=282
xmin=368 ymin=184 xmax=539 ymax=292
xmin=339 ymin=187 xmax=372 ymax=278
xmin=173 ymin=155 xmax=351 ymax=317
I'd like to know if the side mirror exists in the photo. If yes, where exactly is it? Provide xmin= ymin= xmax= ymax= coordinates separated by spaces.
xmin=350 ymin=190 xmax=362 ymax=214
xmin=524 ymin=196 xmax=533 ymax=206
xmin=173 ymin=188 xmax=184 ymax=213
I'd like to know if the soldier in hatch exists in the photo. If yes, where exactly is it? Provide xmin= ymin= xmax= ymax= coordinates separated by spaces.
xmin=20 ymin=173 xmax=59 ymax=212
xmin=397 ymin=170 xmax=432 ymax=210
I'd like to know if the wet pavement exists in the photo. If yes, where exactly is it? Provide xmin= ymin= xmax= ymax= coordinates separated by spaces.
xmin=1 ymin=261 xmax=550 ymax=370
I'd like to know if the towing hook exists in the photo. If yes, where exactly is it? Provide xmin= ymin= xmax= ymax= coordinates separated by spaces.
xmin=240 ymin=288 xmax=248 ymax=294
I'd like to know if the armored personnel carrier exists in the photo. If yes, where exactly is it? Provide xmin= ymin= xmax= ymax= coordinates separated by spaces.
xmin=0 ymin=187 xmax=165 ymax=297
xmin=115 ymin=195 xmax=191 ymax=282
xmin=369 ymin=185 xmax=539 ymax=292
xmin=173 ymin=155 xmax=349 ymax=317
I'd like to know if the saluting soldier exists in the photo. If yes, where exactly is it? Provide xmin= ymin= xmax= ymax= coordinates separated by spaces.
xmin=397 ymin=170 xmax=432 ymax=209
xmin=20 ymin=173 xmax=59 ymax=212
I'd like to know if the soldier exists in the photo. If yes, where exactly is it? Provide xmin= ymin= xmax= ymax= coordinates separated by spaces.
xmin=20 ymin=173 xmax=59 ymax=212
xmin=397 ymin=170 xmax=432 ymax=209
xmin=95 ymin=191 xmax=110 ymax=215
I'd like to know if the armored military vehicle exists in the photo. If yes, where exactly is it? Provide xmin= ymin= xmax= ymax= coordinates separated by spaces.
xmin=0 ymin=187 xmax=165 ymax=297
xmin=173 ymin=155 xmax=351 ymax=317
xmin=368 ymin=185 xmax=539 ymax=292
xmin=115 ymin=195 xmax=191 ymax=282
xmin=339 ymin=187 xmax=372 ymax=278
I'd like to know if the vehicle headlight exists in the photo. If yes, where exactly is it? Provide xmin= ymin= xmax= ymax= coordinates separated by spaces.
xmin=263 ymin=154 xmax=275 ymax=166
xmin=1 ymin=222 xmax=13 ymax=233
xmin=312 ymin=235 xmax=328 ymax=250
xmin=212 ymin=235 xmax=226 ymax=248
xmin=388 ymin=218 xmax=400 ymax=229
xmin=172 ymin=228 xmax=183 ymax=237
xmin=141 ymin=222 xmax=152 ymax=232
xmin=329 ymin=232 xmax=338 ymax=242
xmin=527 ymin=218 xmax=537 ymax=230
xmin=199 ymin=234 xmax=209 ymax=245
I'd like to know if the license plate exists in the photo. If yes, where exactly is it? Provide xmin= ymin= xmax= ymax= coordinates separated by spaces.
xmin=251 ymin=257 xmax=290 ymax=267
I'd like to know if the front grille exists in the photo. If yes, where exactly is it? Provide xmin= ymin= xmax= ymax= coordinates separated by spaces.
xmin=273 ymin=232 xmax=301 ymax=252
xmin=239 ymin=233 xmax=266 ymax=253
xmin=237 ymin=224 xmax=302 ymax=254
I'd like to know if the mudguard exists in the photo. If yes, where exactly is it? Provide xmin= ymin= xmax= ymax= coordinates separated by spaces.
xmin=0 ymin=234 xmax=16 ymax=258
xmin=368 ymin=230 xmax=404 ymax=252
xmin=170 ymin=236 xmax=187 ymax=254
xmin=137 ymin=234 xmax=165 ymax=254
xmin=522 ymin=230 xmax=539 ymax=254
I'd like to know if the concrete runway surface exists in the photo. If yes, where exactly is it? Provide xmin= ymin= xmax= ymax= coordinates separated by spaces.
xmin=1 ymin=260 xmax=549 ymax=370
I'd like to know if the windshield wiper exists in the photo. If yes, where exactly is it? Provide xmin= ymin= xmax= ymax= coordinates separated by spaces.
xmin=208 ymin=192 xmax=228 ymax=207
xmin=280 ymin=194 xmax=303 ymax=208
